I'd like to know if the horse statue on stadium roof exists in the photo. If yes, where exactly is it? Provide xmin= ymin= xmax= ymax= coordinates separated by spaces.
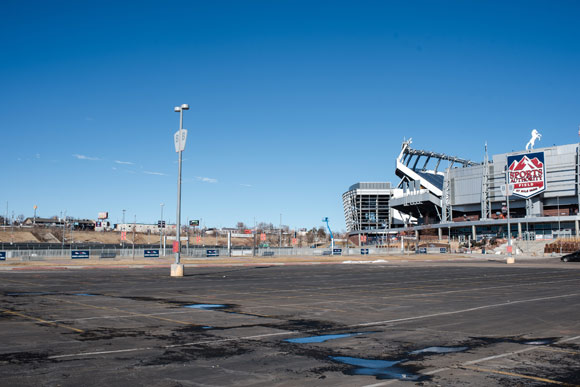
xmin=526 ymin=129 xmax=542 ymax=150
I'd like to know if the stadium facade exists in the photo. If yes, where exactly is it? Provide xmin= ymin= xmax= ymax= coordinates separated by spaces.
xmin=343 ymin=138 xmax=580 ymax=243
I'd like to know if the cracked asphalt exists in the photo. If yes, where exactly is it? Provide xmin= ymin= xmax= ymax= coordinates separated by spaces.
xmin=1 ymin=259 xmax=579 ymax=386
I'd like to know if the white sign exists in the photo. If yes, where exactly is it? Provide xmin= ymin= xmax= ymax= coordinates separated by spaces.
xmin=231 ymin=233 xmax=253 ymax=238
xmin=500 ymin=184 xmax=515 ymax=196
xmin=174 ymin=129 xmax=188 ymax=152
xmin=166 ymin=236 xmax=188 ymax=241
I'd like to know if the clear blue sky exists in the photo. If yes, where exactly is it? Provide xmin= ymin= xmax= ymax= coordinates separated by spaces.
xmin=2 ymin=0 xmax=579 ymax=230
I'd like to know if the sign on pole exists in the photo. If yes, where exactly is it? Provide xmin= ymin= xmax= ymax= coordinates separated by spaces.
xmin=260 ymin=233 xmax=266 ymax=241
xmin=0 ymin=252 xmax=6 ymax=261
xmin=500 ymin=184 xmax=515 ymax=197
xmin=174 ymin=129 xmax=188 ymax=152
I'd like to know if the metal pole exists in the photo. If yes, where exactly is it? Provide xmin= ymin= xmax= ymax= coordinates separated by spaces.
xmin=175 ymin=108 xmax=183 ymax=265
xmin=122 ymin=209 xmax=126 ymax=249
xmin=557 ymin=196 xmax=561 ymax=235
xmin=132 ymin=215 xmax=136 ymax=260
xmin=160 ymin=203 xmax=164 ymax=256
xmin=506 ymin=170 xmax=512 ymax=258
xmin=61 ymin=211 xmax=64 ymax=252
xmin=279 ymin=214 xmax=282 ymax=248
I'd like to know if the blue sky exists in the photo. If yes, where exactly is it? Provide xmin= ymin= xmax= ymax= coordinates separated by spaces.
xmin=2 ymin=0 xmax=579 ymax=230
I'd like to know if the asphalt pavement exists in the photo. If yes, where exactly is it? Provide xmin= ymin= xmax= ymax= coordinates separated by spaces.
xmin=1 ymin=260 xmax=579 ymax=386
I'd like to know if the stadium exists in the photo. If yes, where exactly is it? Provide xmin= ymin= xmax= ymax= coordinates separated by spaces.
xmin=343 ymin=135 xmax=580 ymax=245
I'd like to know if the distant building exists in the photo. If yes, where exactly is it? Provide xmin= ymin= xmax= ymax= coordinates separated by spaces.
xmin=114 ymin=223 xmax=176 ymax=234
xmin=23 ymin=217 xmax=63 ymax=227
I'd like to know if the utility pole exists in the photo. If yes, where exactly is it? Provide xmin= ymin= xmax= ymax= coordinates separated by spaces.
xmin=279 ymin=214 xmax=282 ymax=248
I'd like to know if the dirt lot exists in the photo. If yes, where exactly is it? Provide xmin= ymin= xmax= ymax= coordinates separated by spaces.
xmin=0 ymin=229 xmax=258 ymax=247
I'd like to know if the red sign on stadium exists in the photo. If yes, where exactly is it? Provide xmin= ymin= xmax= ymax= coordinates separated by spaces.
xmin=507 ymin=151 xmax=546 ymax=199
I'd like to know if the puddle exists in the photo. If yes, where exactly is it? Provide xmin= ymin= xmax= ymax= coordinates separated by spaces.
xmin=524 ymin=339 xmax=554 ymax=345
xmin=74 ymin=293 xmax=98 ymax=296
xmin=184 ymin=304 xmax=226 ymax=310
xmin=202 ymin=326 xmax=213 ymax=330
xmin=285 ymin=332 xmax=375 ymax=344
xmin=330 ymin=356 xmax=423 ymax=381
xmin=410 ymin=346 xmax=468 ymax=355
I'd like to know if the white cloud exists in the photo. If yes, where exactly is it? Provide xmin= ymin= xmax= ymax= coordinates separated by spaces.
xmin=240 ymin=183 xmax=252 ymax=187
xmin=144 ymin=171 xmax=167 ymax=176
xmin=73 ymin=154 xmax=100 ymax=161
xmin=35 ymin=153 xmax=40 ymax=159
xmin=196 ymin=176 xmax=218 ymax=183
xmin=115 ymin=160 xmax=134 ymax=165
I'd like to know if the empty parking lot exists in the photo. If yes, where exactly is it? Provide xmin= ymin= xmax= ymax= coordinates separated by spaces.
xmin=1 ymin=260 xmax=579 ymax=386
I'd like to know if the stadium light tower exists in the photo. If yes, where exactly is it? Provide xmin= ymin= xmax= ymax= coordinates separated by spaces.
xmin=171 ymin=104 xmax=189 ymax=277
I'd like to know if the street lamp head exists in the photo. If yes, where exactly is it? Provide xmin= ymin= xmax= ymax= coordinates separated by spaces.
xmin=181 ymin=104 xmax=189 ymax=110
xmin=174 ymin=106 xmax=181 ymax=112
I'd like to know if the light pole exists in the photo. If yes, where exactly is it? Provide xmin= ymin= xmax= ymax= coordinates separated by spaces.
xmin=171 ymin=103 xmax=189 ymax=277
xmin=160 ymin=203 xmax=164 ymax=256
xmin=505 ymin=168 xmax=514 ymax=264
xmin=122 ymin=209 xmax=126 ymax=249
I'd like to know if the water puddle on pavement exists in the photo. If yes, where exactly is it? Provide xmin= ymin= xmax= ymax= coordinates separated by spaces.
xmin=184 ymin=304 xmax=227 ymax=310
xmin=73 ymin=293 xmax=98 ymax=296
xmin=524 ymin=339 xmax=554 ymax=345
xmin=409 ymin=346 xmax=468 ymax=355
xmin=329 ymin=356 xmax=423 ymax=381
xmin=285 ymin=332 xmax=376 ymax=344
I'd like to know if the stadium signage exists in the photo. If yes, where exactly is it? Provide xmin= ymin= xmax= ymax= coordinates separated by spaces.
xmin=507 ymin=151 xmax=546 ymax=199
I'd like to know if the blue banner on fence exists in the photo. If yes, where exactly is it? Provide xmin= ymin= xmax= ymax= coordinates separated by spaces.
xmin=360 ymin=248 xmax=369 ymax=255
xmin=0 ymin=252 xmax=5 ymax=261
xmin=333 ymin=248 xmax=342 ymax=255
xmin=144 ymin=249 xmax=159 ymax=258
xmin=206 ymin=249 xmax=219 ymax=257
xmin=440 ymin=247 xmax=447 ymax=253
xmin=416 ymin=247 xmax=427 ymax=254
xmin=71 ymin=250 xmax=90 ymax=259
